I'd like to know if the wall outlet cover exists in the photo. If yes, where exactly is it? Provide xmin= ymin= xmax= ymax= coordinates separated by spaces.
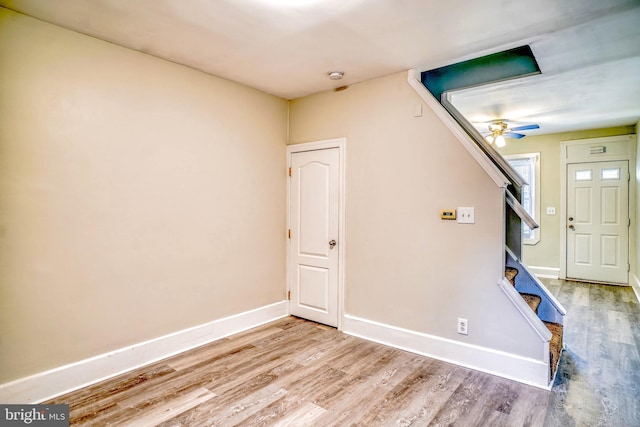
xmin=457 ymin=318 xmax=468 ymax=335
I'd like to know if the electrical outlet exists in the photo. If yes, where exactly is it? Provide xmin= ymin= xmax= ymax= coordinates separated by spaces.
xmin=457 ymin=318 xmax=468 ymax=335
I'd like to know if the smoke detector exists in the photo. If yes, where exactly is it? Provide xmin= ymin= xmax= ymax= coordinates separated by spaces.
xmin=328 ymin=71 xmax=344 ymax=80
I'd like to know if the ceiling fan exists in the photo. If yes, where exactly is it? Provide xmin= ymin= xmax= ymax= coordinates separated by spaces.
xmin=481 ymin=120 xmax=540 ymax=147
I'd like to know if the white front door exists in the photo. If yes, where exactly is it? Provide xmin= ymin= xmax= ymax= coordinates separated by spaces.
xmin=289 ymin=147 xmax=340 ymax=326
xmin=567 ymin=160 xmax=629 ymax=284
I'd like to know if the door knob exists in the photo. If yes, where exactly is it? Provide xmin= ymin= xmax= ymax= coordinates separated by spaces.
xmin=568 ymin=225 xmax=575 ymax=230
xmin=329 ymin=240 xmax=336 ymax=249
xmin=568 ymin=216 xmax=574 ymax=222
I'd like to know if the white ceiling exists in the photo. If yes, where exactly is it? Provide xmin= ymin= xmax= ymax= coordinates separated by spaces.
xmin=2 ymin=0 xmax=639 ymax=136
xmin=450 ymin=6 xmax=640 ymax=136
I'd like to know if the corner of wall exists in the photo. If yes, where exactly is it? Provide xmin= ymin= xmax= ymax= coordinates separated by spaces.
xmin=0 ymin=302 xmax=288 ymax=404
xmin=1 ymin=10 xmax=288 ymax=387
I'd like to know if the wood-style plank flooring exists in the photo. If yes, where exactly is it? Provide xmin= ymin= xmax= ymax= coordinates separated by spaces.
xmin=542 ymin=278 xmax=640 ymax=427
xmin=46 ymin=279 xmax=640 ymax=426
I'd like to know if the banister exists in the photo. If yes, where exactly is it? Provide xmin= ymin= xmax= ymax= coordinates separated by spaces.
xmin=506 ymin=190 xmax=539 ymax=230
xmin=441 ymin=93 xmax=528 ymax=189
xmin=407 ymin=70 xmax=510 ymax=188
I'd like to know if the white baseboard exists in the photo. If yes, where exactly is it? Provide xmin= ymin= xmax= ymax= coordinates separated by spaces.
xmin=632 ymin=275 xmax=640 ymax=303
xmin=0 ymin=301 xmax=288 ymax=404
xmin=343 ymin=314 xmax=551 ymax=390
xmin=527 ymin=265 xmax=560 ymax=279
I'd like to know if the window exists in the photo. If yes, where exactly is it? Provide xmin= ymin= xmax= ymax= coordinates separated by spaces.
xmin=601 ymin=168 xmax=620 ymax=180
xmin=505 ymin=153 xmax=540 ymax=245
xmin=575 ymin=169 xmax=592 ymax=181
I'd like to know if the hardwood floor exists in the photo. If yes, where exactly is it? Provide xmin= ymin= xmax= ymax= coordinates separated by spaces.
xmin=45 ymin=279 xmax=639 ymax=426
xmin=542 ymin=278 xmax=640 ymax=427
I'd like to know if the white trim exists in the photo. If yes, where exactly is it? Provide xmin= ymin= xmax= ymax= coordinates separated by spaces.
xmin=527 ymin=265 xmax=561 ymax=279
xmin=343 ymin=314 xmax=551 ymax=389
xmin=527 ymin=265 xmax=560 ymax=279
xmin=287 ymin=138 xmax=345 ymax=153
xmin=0 ymin=301 xmax=288 ymax=404
xmin=561 ymin=135 xmax=635 ymax=163
xmin=501 ymin=188 xmax=507 ymax=269
xmin=560 ymin=135 xmax=635 ymax=281
xmin=441 ymin=93 xmax=528 ymax=188
xmin=407 ymin=70 xmax=510 ymax=189
xmin=506 ymin=189 xmax=539 ymax=230
xmin=286 ymin=138 xmax=346 ymax=330
xmin=504 ymin=152 xmax=541 ymax=245
xmin=633 ymin=275 xmax=640 ymax=303
xmin=498 ymin=278 xmax=552 ymax=342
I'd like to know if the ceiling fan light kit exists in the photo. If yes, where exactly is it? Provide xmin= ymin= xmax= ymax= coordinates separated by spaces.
xmin=485 ymin=134 xmax=506 ymax=147
xmin=481 ymin=119 xmax=539 ymax=147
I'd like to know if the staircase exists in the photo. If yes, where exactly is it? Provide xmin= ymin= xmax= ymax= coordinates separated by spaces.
xmin=408 ymin=68 xmax=566 ymax=388
xmin=505 ymin=249 xmax=565 ymax=383
xmin=430 ymin=76 xmax=567 ymax=385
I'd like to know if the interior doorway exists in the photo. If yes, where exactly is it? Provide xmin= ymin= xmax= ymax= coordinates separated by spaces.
xmin=286 ymin=138 xmax=345 ymax=327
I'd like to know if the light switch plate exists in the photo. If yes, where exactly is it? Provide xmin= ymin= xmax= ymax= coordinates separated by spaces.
xmin=457 ymin=207 xmax=475 ymax=224
xmin=546 ymin=207 xmax=556 ymax=215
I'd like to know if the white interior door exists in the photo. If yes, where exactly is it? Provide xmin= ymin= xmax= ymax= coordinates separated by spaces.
xmin=567 ymin=160 xmax=629 ymax=284
xmin=289 ymin=148 xmax=340 ymax=326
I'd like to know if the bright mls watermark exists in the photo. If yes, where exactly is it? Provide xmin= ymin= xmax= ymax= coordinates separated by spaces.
xmin=1 ymin=405 xmax=69 ymax=426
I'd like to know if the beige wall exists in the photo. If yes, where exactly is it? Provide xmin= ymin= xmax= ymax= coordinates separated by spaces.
xmin=0 ymin=9 xmax=287 ymax=383
xmin=498 ymin=126 xmax=636 ymax=270
xmin=289 ymin=72 xmax=543 ymax=357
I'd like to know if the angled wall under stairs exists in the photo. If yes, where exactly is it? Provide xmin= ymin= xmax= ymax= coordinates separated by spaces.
xmin=506 ymin=249 xmax=566 ymax=384
xmin=408 ymin=69 xmax=567 ymax=388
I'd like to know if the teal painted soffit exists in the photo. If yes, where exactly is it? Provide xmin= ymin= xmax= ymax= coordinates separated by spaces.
xmin=422 ymin=45 xmax=541 ymax=102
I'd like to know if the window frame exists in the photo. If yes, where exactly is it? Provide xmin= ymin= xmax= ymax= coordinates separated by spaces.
xmin=504 ymin=152 xmax=541 ymax=245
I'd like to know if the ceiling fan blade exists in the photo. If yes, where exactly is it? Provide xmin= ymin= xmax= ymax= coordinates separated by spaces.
xmin=510 ymin=124 xmax=540 ymax=131
xmin=506 ymin=132 xmax=526 ymax=139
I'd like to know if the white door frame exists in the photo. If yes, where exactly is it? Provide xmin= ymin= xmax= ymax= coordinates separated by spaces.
xmin=286 ymin=138 xmax=346 ymax=329
xmin=559 ymin=135 xmax=636 ymax=283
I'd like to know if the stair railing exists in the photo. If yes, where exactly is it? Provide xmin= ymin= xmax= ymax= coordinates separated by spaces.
xmin=407 ymin=70 xmax=539 ymax=257
xmin=440 ymin=93 xmax=539 ymax=258
xmin=440 ymin=94 xmax=528 ymax=190
xmin=505 ymin=190 xmax=538 ymax=230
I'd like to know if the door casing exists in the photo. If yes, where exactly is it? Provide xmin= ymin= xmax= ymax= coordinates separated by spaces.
xmin=560 ymin=135 xmax=636 ymax=284
xmin=286 ymin=138 xmax=346 ymax=329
